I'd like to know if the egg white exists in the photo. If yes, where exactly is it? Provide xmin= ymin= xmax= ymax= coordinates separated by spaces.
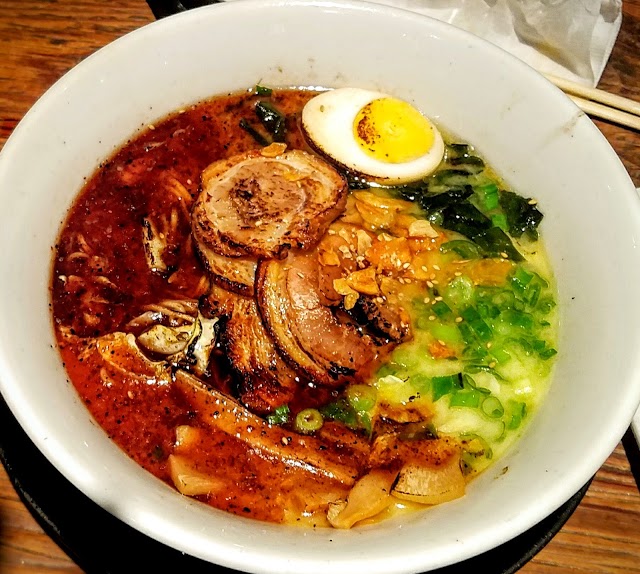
xmin=302 ymin=87 xmax=445 ymax=185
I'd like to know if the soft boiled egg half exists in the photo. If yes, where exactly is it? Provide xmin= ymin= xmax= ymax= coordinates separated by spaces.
xmin=301 ymin=87 xmax=445 ymax=185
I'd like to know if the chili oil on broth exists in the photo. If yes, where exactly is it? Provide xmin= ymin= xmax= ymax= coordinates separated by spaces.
xmin=50 ymin=87 xmax=558 ymax=528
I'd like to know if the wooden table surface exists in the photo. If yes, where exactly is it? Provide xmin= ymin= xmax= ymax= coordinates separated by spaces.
xmin=1 ymin=1 xmax=639 ymax=572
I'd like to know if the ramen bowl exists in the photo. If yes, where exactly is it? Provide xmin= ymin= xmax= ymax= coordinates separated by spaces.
xmin=0 ymin=1 xmax=639 ymax=572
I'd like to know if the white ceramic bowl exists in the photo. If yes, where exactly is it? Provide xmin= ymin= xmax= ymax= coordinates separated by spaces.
xmin=1 ymin=1 xmax=640 ymax=572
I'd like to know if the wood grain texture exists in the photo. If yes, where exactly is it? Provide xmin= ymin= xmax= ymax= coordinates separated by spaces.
xmin=0 ymin=1 xmax=639 ymax=573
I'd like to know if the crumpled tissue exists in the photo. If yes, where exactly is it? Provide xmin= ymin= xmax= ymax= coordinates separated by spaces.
xmin=365 ymin=0 xmax=622 ymax=87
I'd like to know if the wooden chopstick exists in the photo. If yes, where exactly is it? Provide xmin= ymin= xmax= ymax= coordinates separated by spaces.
xmin=544 ymin=73 xmax=640 ymax=131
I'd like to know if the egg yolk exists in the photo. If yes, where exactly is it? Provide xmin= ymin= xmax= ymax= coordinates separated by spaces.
xmin=353 ymin=98 xmax=435 ymax=164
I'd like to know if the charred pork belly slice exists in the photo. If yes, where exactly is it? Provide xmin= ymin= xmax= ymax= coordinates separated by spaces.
xmin=346 ymin=295 xmax=412 ymax=343
xmin=192 ymin=225 xmax=257 ymax=297
xmin=191 ymin=149 xmax=348 ymax=259
xmin=222 ymin=292 xmax=299 ymax=414
xmin=256 ymin=251 xmax=388 ymax=388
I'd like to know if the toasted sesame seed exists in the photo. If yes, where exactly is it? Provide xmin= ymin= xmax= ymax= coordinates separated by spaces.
xmin=187 ymin=179 xmax=192 ymax=185
xmin=421 ymin=265 xmax=428 ymax=272
xmin=433 ymin=264 xmax=441 ymax=271
xmin=500 ymin=252 xmax=509 ymax=259
xmin=434 ymin=296 xmax=443 ymax=301
xmin=454 ymin=271 xmax=462 ymax=277
xmin=489 ymin=361 xmax=496 ymax=368
xmin=431 ymin=279 xmax=439 ymax=285
xmin=423 ymin=297 xmax=430 ymax=304
xmin=148 ymin=124 xmax=156 ymax=130
xmin=429 ymin=315 xmax=436 ymax=321
xmin=528 ymin=198 xmax=538 ymax=205
xmin=487 ymin=342 xmax=493 ymax=348
xmin=426 ymin=280 xmax=434 ymax=288
xmin=455 ymin=316 xmax=463 ymax=323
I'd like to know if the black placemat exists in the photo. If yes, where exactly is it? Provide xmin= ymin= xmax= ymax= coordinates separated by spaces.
xmin=0 ymin=394 xmax=589 ymax=574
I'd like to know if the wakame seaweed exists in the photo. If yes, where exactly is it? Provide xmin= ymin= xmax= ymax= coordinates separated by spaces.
xmin=255 ymin=101 xmax=286 ymax=142
xmin=499 ymin=190 xmax=543 ymax=241
xmin=339 ymin=141 xmax=541 ymax=261
xmin=239 ymin=118 xmax=270 ymax=146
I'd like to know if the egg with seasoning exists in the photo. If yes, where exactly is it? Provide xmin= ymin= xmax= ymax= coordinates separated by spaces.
xmin=301 ymin=87 xmax=445 ymax=185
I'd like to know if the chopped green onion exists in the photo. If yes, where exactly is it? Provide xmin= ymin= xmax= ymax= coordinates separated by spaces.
xmin=481 ymin=396 xmax=504 ymax=418
xmin=443 ymin=275 xmax=475 ymax=309
xmin=460 ymin=433 xmax=493 ymax=460
xmin=540 ymin=347 xmax=558 ymax=360
xmin=502 ymin=309 xmax=535 ymax=331
xmin=464 ymin=364 xmax=505 ymax=380
xmin=506 ymin=400 xmax=527 ymax=429
xmin=460 ymin=307 xmax=493 ymax=341
xmin=376 ymin=362 xmax=397 ymax=378
xmin=440 ymin=240 xmax=482 ymax=260
xmin=431 ymin=374 xmax=462 ymax=401
xmin=294 ymin=408 xmax=324 ymax=434
xmin=449 ymin=389 xmax=483 ymax=408
xmin=346 ymin=384 xmax=377 ymax=412
xmin=320 ymin=398 xmax=358 ymax=427
xmin=266 ymin=404 xmax=290 ymax=425
xmin=491 ymin=213 xmax=508 ymax=231
xmin=476 ymin=183 xmax=499 ymax=210
xmin=461 ymin=373 xmax=490 ymax=394
xmin=409 ymin=373 xmax=431 ymax=393
xmin=254 ymin=84 xmax=273 ymax=96
xmin=428 ymin=323 xmax=463 ymax=346
xmin=431 ymin=300 xmax=452 ymax=318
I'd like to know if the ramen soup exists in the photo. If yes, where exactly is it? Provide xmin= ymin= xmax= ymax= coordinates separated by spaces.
xmin=51 ymin=87 xmax=557 ymax=528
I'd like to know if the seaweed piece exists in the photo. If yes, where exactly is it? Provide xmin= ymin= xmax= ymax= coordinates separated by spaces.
xmin=344 ymin=170 xmax=372 ymax=190
xmin=474 ymin=227 xmax=524 ymax=261
xmin=430 ymin=169 xmax=475 ymax=188
xmin=499 ymin=190 xmax=543 ymax=241
xmin=440 ymin=204 xmax=523 ymax=261
xmin=440 ymin=202 xmax=492 ymax=238
xmin=418 ymin=185 xmax=473 ymax=212
xmin=255 ymin=101 xmax=286 ymax=142
xmin=239 ymin=118 xmax=270 ymax=146
xmin=449 ymin=155 xmax=485 ymax=172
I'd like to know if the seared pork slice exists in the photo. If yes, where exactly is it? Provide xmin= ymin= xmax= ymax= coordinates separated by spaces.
xmin=193 ymin=225 xmax=257 ymax=296
xmin=191 ymin=149 xmax=348 ymax=259
xmin=222 ymin=293 xmax=299 ymax=413
xmin=347 ymin=296 xmax=412 ymax=343
xmin=256 ymin=251 xmax=388 ymax=387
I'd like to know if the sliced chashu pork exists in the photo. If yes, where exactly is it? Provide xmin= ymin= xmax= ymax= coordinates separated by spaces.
xmin=193 ymin=229 xmax=257 ymax=297
xmin=221 ymin=293 xmax=300 ymax=414
xmin=256 ymin=251 xmax=389 ymax=387
xmin=192 ymin=148 xmax=348 ymax=260
xmin=199 ymin=285 xmax=299 ymax=414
